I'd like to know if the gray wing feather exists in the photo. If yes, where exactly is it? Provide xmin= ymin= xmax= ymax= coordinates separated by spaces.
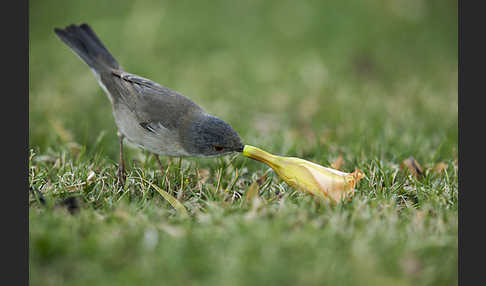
xmin=115 ymin=71 xmax=171 ymax=93
xmin=100 ymin=70 xmax=204 ymax=131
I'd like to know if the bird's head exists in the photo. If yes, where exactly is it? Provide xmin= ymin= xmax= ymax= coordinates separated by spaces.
xmin=182 ymin=115 xmax=244 ymax=157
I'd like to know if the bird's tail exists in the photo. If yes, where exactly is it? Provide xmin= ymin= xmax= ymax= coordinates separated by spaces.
xmin=54 ymin=23 xmax=120 ymax=72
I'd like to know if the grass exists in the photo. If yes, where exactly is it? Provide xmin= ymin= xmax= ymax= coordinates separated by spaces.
xmin=29 ymin=0 xmax=457 ymax=285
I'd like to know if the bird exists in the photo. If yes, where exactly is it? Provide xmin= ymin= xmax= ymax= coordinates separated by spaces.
xmin=54 ymin=23 xmax=244 ymax=186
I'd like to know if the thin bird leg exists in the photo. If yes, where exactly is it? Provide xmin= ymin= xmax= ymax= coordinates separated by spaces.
xmin=153 ymin=153 xmax=165 ymax=175
xmin=117 ymin=132 xmax=126 ymax=187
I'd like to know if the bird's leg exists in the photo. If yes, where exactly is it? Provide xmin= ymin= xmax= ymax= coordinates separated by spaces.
xmin=153 ymin=153 xmax=165 ymax=175
xmin=117 ymin=132 xmax=126 ymax=187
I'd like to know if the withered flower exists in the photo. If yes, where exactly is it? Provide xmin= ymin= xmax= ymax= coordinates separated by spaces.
xmin=243 ymin=145 xmax=365 ymax=202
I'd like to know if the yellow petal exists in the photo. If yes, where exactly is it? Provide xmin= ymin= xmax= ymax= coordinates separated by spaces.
xmin=242 ymin=145 xmax=365 ymax=203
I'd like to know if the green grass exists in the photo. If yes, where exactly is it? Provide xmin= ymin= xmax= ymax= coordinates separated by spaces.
xmin=29 ymin=0 xmax=457 ymax=285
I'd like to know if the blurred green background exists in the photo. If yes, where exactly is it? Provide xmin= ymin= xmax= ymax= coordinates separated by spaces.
xmin=30 ymin=0 xmax=457 ymax=162
xmin=30 ymin=0 xmax=457 ymax=285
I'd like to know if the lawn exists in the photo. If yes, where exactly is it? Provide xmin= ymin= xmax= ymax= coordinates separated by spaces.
xmin=29 ymin=0 xmax=458 ymax=285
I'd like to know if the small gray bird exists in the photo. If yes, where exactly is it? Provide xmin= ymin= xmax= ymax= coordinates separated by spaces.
xmin=54 ymin=23 xmax=244 ymax=185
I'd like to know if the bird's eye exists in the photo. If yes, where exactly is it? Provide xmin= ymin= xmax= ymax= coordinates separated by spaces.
xmin=214 ymin=145 xmax=224 ymax=152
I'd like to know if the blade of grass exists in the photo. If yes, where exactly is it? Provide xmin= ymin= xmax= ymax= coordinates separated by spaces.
xmin=142 ymin=178 xmax=189 ymax=218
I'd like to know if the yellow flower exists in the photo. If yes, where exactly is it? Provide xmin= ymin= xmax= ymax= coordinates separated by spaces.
xmin=242 ymin=145 xmax=365 ymax=202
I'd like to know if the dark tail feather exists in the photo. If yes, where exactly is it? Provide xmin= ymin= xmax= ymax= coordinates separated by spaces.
xmin=54 ymin=23 xmax=120 ymax=71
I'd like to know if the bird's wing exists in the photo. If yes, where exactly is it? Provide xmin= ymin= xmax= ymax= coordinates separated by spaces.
xmin=112 ymin=70 xmax=170 ymax=93
xmin=100 ymin=70 xmax=204 ymax=132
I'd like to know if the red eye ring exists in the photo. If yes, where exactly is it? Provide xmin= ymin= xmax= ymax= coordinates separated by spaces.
xmin=214 ymin=146 xmax=224 ymax=152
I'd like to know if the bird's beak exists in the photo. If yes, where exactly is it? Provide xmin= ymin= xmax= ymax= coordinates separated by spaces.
xmin=235 ymin=144 xmax=245 ymax=152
